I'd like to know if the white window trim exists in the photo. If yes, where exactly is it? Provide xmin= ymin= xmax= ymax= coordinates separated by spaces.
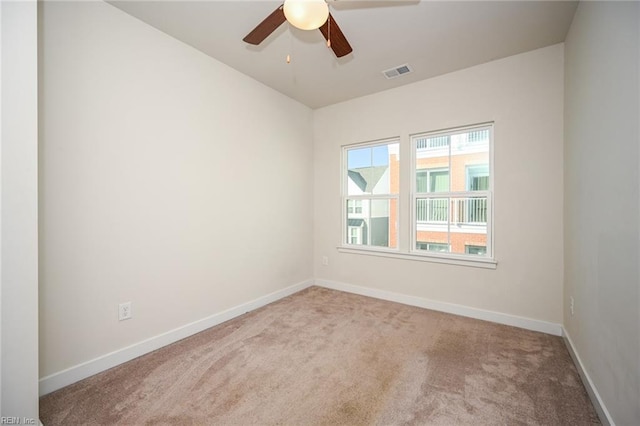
xmin=336 ymin=246 xmax=497 ymax=269
xmin=339 ymin=124 xmax=496 ymax=269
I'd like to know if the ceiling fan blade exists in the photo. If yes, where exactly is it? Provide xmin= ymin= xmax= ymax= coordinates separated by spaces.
xmin=318 ymin=13 xmax=353 ymax=58
xmin=243 ymin=5 xmax=286 ymax=45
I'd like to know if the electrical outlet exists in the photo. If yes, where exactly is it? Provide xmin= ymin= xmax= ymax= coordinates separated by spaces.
xmin=569 ymin=297 xmax=574 ymax=316
xmin=322 ymin=256 xmax=329 ymax=266
xmin=119 ymin=302 xmax=132 ymax=321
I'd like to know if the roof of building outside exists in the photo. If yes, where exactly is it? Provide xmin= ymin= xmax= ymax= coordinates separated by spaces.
xmin=348 ymin=166 xmax=388 ymax=193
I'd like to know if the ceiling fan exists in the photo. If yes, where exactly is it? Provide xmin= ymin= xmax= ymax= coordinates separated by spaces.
xmin=243 ymin=0 xmax=353 ymax=58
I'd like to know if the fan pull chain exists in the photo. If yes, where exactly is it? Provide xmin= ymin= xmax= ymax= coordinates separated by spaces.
xmin=286 ymin=24 xmax=292 ymax=64
xmin=327 ymin=14 xmax=331 ymax=48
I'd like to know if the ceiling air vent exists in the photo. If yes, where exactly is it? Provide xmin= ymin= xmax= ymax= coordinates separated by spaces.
xmin=382 ymin=64 xmax=413 ymax=80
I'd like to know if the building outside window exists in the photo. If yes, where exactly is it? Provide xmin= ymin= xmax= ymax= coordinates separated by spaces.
xmin=416 ymin=168 xmax=449 ymax=223
xmin=348 ymin=225 xmax=363 ymax=245
xmin=347 ymin=199 xmax=363 ymax=214
xmin=416 ymin=242 xmax=450 ymax=252
xmin=465 ymin=244 xmax=487 ymax=256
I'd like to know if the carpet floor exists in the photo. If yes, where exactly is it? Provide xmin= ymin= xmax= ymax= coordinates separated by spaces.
xmin=40 ymin=286 xmax=600 ymax=425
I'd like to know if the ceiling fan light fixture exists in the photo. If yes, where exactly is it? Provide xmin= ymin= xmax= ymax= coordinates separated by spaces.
xmin=283 ymin=0 xmax=329 ymax=31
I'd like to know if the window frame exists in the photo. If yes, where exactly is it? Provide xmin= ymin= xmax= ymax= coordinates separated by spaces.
xmin=410 ymin=123 xmax=494 ymax=262
xmin=341 ymin=138 xmax=400 ymax=251
xmin=338 ymin=124 xmax=496 ymax=269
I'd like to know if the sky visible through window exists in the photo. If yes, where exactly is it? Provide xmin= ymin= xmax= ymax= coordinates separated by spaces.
xmin=348 ymin=145 xmax=389 ymax=169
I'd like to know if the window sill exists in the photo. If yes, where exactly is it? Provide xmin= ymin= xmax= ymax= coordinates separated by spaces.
xmin=337 ymin=247 xmax=497 ymax=269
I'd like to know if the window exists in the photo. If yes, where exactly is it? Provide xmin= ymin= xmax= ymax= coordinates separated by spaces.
xmin=347 ymin=199 xmax=363 ymax=214
xmin=413 ymin=124 xmax=492 ymax=259
xmin=465 ymin=245 xmax=487 ymax=256
xmin=343 ymin=140 xmax=399 ymax=249
xmin=467 ymin=165 xmax=489 ymax=191
xmin=341 ymin=124 xmax=493 ymax=267
xmin=416 ymin=168 xmax=449 ymax=193
xmin=417 ymin=242 xmax=450 ymax=252
xmin=348 ymin=225 xmax=363 ymax=245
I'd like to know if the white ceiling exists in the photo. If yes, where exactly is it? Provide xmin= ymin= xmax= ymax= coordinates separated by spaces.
xmin=109 ymin=0 xmax=578 ymax=109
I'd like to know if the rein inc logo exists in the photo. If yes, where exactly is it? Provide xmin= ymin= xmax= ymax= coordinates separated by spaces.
xmin=1 ymin=418 xmax=36 ymax=425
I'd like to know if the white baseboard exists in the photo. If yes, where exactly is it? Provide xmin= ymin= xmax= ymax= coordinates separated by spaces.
xmin=562 ymin=328 xmax=615 ymax=426
xmin=39 ymin=278 xmax=565 ymax=396
xmin=315 ymin=279 xmax=563 ymax=336
xmin=39 ymin=279 xmax=314 ymax=396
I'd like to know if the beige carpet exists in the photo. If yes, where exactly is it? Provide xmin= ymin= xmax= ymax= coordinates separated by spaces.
xmin=40 ymin=287 xmax=600 ymax=425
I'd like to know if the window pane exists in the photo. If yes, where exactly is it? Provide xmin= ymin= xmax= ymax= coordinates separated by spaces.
xmin=345 ymin=198 xmax=397 ymax=249
xmin=415 ymin=195 xmax=488 ymax=257
xmin=347 ymin=142 xmax=399 ymax=196
xmin=414 ymin=127 xmax=490 ymax=193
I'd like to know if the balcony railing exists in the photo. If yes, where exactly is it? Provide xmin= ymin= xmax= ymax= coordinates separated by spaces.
xmin=416 ymin=135 xmax=450 ymax=150
xmin=468 ymin=129 xmax=489 ymax=143
xmin=416 ymin=130 xmax=489 ymax=151
xmin=416 ymin=197 xmax=488 ymax=224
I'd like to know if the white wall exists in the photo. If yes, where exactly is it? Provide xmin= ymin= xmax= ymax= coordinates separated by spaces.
xmin=564 ymin=2 xmax=639 ymax=425
xmin=0 ymin=0 xmax=40 ymax=419
xmin=39 ymin=1 xmax=313 ymax=378
xmin=314 ymin=44 xmax=564 ymax=325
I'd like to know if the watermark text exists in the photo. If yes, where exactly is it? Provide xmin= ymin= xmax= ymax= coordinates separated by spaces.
xmin=0 ymin=417 xmax=37 ymax=425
